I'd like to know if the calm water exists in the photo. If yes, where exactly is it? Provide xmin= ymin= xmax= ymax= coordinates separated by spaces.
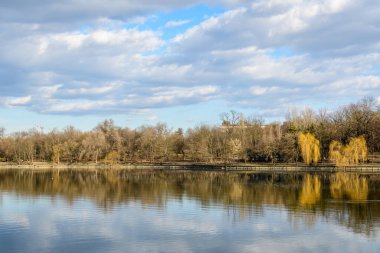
xmin=0 ymin=169 xmax=379 ymax=253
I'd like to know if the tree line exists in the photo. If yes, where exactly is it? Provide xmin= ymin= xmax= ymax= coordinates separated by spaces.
xmin=0 ymin=98 xmax=379 ymax=165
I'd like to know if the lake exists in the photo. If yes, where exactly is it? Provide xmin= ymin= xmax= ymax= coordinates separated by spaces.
xmin=0 ymin=169 xmax=379 ymax=253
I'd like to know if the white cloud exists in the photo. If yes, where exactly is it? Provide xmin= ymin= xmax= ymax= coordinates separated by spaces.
xmin=44 ymin=29 xmax=163 ymax=52
xmin=38 ymin=85 xmax=62 ymax=98
xmin=0 ymin=0 xmax=249 ymax=25
xmin=17 ymin=83 xmax=219 ymax=114
xmin=317 ymin=76 xmax=380 ymax=96
xmin=62 ymin=82 xmax=121 ymax=95
xmin=172 ymin=8 xmax=246 ymax=44
xmin=44 ymin=100 xmax=115 ymax=113
xmin=250 ymin=86 xmax=278 ymax=96
xmin=6 ymin=95 xmax=32 ymax=106
xmin=147 ymin=86 xmax=218 ymax=104
xmin=165 ymin=19 xmax=192 ymax=28
xmin=0 ymin=0 xmax=379 ymax=117
xmin=238 ymin=54 xmax=327 ymax=84
xmin=264 ymin=0 xmax=353 ymax=36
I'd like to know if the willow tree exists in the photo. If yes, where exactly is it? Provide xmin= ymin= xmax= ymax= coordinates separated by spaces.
xmin=346 ymin=136 xmax=368 ymax=164
xmin=298 ymin=133 xmax=321 ymax=165
xmin=329 ymin=135 xmax=368 ymax=166
xmin=329 ymin=141 xmax=346 ymax=166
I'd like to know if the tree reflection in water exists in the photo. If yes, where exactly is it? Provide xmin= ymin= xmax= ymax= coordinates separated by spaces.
xmin=330 ymin=173 xmax=368 ymax=201
xmin=0 ymin=169 xmax=379 ymax=237
xmin=299 ymin=174 xmax=321 ymax=206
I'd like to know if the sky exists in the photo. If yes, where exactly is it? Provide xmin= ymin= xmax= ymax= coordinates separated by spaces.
xmin=0 ymin=0 xmax=380 ymax=132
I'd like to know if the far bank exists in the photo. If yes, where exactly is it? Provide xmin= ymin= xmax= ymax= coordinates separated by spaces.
xmin=1 ymin=162 xmax=380 ymax=174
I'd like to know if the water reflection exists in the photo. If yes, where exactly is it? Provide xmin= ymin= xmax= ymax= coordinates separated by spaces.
xmin=299 ymin=174 xmax=321 ymax=206
xmin=0 ymin=169 xmax=379 ymax=253
xmin=330 ymin=173 xmax=369 ymax=201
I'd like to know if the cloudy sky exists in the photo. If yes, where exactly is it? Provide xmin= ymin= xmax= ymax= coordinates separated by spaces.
xmin=1 ymin=0 xmax=379 ymax=131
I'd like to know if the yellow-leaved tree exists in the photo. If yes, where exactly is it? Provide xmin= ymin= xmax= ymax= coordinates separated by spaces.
xmin=346 ymin=136 xmax=368 ymax=164
xmin=329 ymin=136 xmax=368 ymax=166
xmin=298 ymin=133 xmax=321 ymax=165
xmin=329 ymin=141 xmax=346 ymax=166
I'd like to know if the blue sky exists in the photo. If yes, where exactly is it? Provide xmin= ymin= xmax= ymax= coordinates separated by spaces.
xmin=0 ymin=0 xmax=379 ymax=133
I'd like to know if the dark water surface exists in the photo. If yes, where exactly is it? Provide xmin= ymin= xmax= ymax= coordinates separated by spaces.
xmin=0 ymin=169 xmax=379 ymax=253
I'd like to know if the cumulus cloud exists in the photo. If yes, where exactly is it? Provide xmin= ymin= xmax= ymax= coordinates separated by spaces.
xmin=25 ymin=83 xmax=218 ymax=115
xmin=317 ymin=76 xmax=380 ymax=96
xmin=0 ymin=0 xmax=379 ymax=117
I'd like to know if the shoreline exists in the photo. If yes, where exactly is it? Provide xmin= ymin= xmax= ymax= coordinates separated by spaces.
xmin=1 ymin=162 xmax=380 ymax=174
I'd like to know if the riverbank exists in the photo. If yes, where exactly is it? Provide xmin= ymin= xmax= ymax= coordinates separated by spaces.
xmin=1 ymin=162 xmax=380 ymax=174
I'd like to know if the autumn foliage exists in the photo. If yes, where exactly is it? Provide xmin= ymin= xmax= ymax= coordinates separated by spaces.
xmin=298 ymin=133 xmax=321 ymax=165
xmin=0 ymin=99 xmax=378 ymax=165
xmin=329 ymin=136 xmax=368 ymax=166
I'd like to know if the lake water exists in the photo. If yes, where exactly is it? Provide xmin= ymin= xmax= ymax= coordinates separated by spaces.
xmin=0 ymin=169 xmax=379 ymax=253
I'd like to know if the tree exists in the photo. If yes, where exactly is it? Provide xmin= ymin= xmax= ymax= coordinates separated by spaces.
xmin=220 ymin=110 xmax=242 ymax=126
xmin=298 ymin=133 xmax=321 ymax=165
xmin=278 ymin=132 xmax=298 ymax=163
xmin=346 ymin=136 xmax=368 ymax=164
xmin=329 ymin=141 xmax=345 ymax=166
xmin=0 ymin=98 xmax=377 ymax=165
xmin=80 ymin=131 xmax=106 ymax=163
xmin=229 ymin=138 xmax=242 ymax=161
xmin=185 ymin=125 xmax=213 ymax=162
xmin=329 ymin=135 xmax=368 ymax=166
xmin=52 ymin=144 xmax=61 ymax=164
xmin=172 ymin=128 xmax=185 ymax=160
xmin=104 ymin=150 xmax=119 ymax=165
